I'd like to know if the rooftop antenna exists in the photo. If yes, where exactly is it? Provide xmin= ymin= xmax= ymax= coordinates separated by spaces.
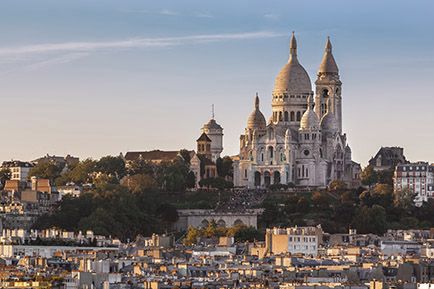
xmin=212 ymin=104 xmax=215 ymax=119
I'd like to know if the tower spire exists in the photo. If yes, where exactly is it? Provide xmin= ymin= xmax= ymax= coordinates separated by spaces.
xmin=289 ymin=31 xmax=297 ymax=62
xmin=255 ymin=93 xmax=260 ymax=110
xmin=318 ymin=36 xmax=338 ymax=74
xmin=325 ymin=36 xmax=332 ymax=53
xmin=211 ymin=104 xmax=215 ymax=119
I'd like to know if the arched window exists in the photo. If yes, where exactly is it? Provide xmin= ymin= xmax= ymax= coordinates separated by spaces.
xmin=254 ymin=171 xmax=261 ymax=186
xmin=284 ymin=111 xmax=289 ymax=121
xmin=290 ymin=111 xmax=295 ymax=121
xmin=306 ymin=168 xmax=309 ymax=178
xmin=268 ymin=146 xmax=274 ymax=161
xmin=296 ymin=111 xmax=301 ymax=121
xmin=279 ymin=111 xmax=283 ymax=121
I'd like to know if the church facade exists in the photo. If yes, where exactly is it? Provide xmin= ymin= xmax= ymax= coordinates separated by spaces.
xmin=233 ymin=32 xmax=361 ymax=189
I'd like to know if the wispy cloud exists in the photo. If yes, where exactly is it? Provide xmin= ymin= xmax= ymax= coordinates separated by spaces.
xmin=0 ymin=31 xmax=283 ymax=58
xmin=195 ymin=12 xmax=213 ymax=18
xmin=159 ymin=9 xmax=178 ymax=16
xmin=23 ymin=52 xmax=89 ymax=71
xmin=264 ymin=13 xmax=279 ymax=20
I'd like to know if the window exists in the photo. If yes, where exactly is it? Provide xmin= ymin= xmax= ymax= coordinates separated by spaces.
xmin=284 ymin=111 xmax=289 ymax=121
xmin=296 ymin=111 xmax=301 ymax=121
xmin=290 ymin=111 xmax=295 ymax=121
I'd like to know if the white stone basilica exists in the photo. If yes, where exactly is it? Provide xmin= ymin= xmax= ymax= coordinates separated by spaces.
xmin=233 ymin=32 xmax=361 ymax=189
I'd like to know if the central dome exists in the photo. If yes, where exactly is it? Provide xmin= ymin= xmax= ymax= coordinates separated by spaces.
xmin=273 ymin=32 xmax=312 ymax=96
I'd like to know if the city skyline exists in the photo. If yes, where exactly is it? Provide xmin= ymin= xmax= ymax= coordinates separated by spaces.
xmin=0 ymin=0 xmax=433 ymax=165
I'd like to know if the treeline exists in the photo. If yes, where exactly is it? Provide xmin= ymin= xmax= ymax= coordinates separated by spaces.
xmin=260 ymin=168 xmax=434 ymax=235
xmin=183 ymin=221 xmax=263 ymax=246
xmin=31 ymin=151 xmax=235 ymax=240
xmin=33 ymin=185 xmax=180 ymax=241
xmin=28 ymin=150 xmax=234 ymax=192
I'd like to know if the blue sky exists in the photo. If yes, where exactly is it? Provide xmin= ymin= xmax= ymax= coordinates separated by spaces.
xmin=0 ymin=0 xmax=433 ymax=165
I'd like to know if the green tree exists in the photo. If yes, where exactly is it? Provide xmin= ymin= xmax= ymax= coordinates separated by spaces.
xmin=394 ymin=187 xmax=416 ymax=212
xmin=284 ymin=195 xmax=300 ymax=215
xmin=361 ymin=166 xmax=378 ymax=188
xmin=95 ymin=156 xmax=126 ymax=180
xmin=371 ymin=184 xmax=394 ymax=209
xmin=123 ymin=174 xmax=157 ymax=193
xmin=216 ymin=156 xmax=234 ymax=178
xmin=28 ymin=162 xmax=63 ymax=182
xmin=352 ymin=205 xmax=387 ymax=234
xmin=127 ymin=158 xmax=154 ymax=175
xmin=184 ymin=226 xmax=200 ymax=245
xmin=69 ymin=159 xmax=97 ymax=184
xmin=340 ymin=191 xmax=356 ymax=204
xmin=231 ymin=225 xmax=262 ymax=242
xmin=0 ymin=168 xmax=11 ymax=187
xmin=376 ymin=169 xmax=394 ymax=185
xmin=328 ymin=180 xmax=347 ymax=192
xmin=296 ymin=197 xmax=310 ymax=213
xmin=156 ymin=203 xmax=179 ymax=228
xmin=179 ymin=149 xmax=192 ymax=165
xmin=204 ymin=219 xmax=218 ymax=238
xmin=312 ymin=191 xmax=330 ymax=210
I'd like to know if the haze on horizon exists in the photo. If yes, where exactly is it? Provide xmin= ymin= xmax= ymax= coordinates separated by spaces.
xmin=0 ymin=0 xmax=433 ymax=166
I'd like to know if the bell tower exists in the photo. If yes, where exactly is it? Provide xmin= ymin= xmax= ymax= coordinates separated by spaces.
xmin=314 ymin=37 xmax=342 ymax=133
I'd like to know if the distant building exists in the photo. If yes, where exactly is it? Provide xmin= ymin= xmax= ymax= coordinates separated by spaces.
xmin=393 ymin=162 xmax=434 ymax=206
xmin=189 ymin=117 xmax=224 ymax=187
xmin=200 ymin=118 xmax=223 ymax=162
xmin=124 ymin=150 xmax=190 ymax=164
xmin=264 ymin=226 xmax=324 ymax=257
xmin=3 ymin=180 xmax=24 ymax=192
xmin=1 ymin=161 xmax=33 ymax=183
xmin=174 ymin=209 xmax=260 ymax=231
xmin=32 ymin=154 xmax=79 ymax=168
xmin=57 ymin=185 xmax=82 ymax=199
xmin=369 ymin=147 xmax=407 ymax=171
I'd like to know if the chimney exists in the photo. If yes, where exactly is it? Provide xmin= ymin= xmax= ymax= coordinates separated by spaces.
xmin=31 ymin=176 xmax=38 ymax=191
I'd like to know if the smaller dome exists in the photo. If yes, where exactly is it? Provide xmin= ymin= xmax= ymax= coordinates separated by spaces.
xmin=300 ymin=96 xmax=319 ymax=130
xmin=320 ymin=98 xmax=338 ymax=132
xmin=247 ymin=94 xmax=266 ymax=130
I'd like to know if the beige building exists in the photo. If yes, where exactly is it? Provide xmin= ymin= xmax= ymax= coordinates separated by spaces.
xmin=265 ymin=226 xmax=324 ymax=257
xmin=234 ymin=32 xmax=360 ymax=189
xmin=1 ymin=161 xmax=33 ymax=183
xmin=394 ymin=162 xmax=434 ymax=206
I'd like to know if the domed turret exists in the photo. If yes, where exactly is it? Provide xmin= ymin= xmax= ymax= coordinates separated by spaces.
xmin=273 ymin=32 xmax=312 ymax=96
xmin=203 ymin=118 xmax=222 ymax=130
xmin=300 ymin=95 xmax=320 ymax=130
xmin=247 ymin=94 xmax=266 ymax=130
xmin=320 ymin=98 xmax=338 ymax=132
xmin=318 ymin=37 xmax=339 ymax=75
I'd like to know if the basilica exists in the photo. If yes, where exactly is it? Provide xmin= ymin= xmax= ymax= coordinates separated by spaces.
xmin=232 ymin=32 xmax=361 ymax=189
